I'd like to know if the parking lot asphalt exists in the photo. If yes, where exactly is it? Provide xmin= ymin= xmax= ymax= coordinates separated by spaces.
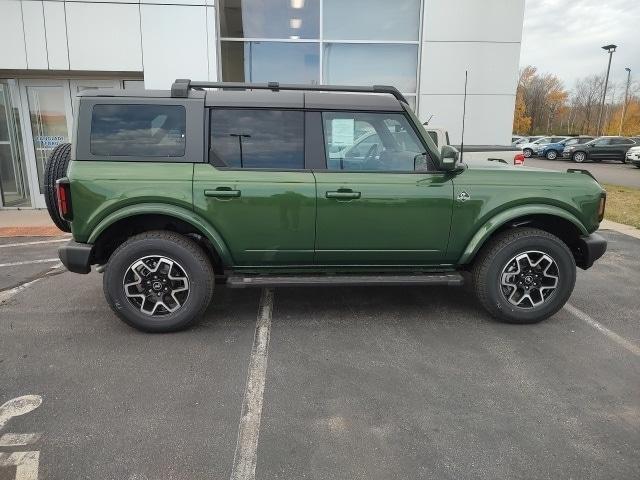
xmin=1 ymin=230 xmax=639 ymax=480
xmin=525 ymin=157 xmax=640 ymax=188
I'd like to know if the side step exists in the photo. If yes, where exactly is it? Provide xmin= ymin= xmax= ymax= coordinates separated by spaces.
xmin=226 ymin=273 xmax=464 ymax=289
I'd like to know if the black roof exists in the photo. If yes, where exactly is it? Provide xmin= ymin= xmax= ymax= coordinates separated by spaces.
xmin=78 ymin=80 xmax=407 ymax=112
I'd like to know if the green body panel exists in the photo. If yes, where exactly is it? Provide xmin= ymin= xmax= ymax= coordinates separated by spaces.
xmin=314 ymin=171 xmax=454 ymax=264
xmin=192 ymin=164 xmax=316 ymax=265
xmin=448 ymin=166 xmax=603 ymax=264
xmin=69 ymin=161 xmax=195 ymax=242
xmin=67 ymin=153 xmax=604 ymax=272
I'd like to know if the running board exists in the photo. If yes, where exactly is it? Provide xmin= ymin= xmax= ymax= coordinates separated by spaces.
xmin=226 ymin=273 xmax=464 ymax=288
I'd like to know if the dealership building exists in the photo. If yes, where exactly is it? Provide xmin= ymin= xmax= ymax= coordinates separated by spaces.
xmin=0 ymin=0 xmax=524 ymax=209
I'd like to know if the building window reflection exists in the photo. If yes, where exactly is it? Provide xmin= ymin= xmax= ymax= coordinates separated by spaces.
xmin=218 ymin=0 xmax=421 ymax=109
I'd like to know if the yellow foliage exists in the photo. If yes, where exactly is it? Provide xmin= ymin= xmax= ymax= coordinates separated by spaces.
xmin=512 ymin=91 xmax=531 ymax=134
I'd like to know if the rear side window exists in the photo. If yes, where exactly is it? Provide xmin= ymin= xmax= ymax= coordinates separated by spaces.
xmin=90 ymin=104 xmax=186 ymax=157
xmin=209 ymin=109 xmax=304 ymax=169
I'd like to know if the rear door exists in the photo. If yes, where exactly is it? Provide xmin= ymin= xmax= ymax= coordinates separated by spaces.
xmin=193 ymin=106 xmax=316 ymax=266
xmin=610 ymin=137 xmax=636 ymax=160
xmin=313 ymin=110 xmax=453 ymax=265
xmin=588 ymin=137 xmax=612 ymax=160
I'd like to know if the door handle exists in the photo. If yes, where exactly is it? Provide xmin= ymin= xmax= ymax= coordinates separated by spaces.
xmin=326 ymin=190 xmax=361 ymax=200
xmin=204 ymin=188 xmax=241 ymax=198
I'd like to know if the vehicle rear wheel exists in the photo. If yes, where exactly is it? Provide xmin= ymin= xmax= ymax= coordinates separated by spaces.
xmin=572 ymin=151 xmax=587 ymax=163
xmin=472 ymin=227 xmax=576 ymax=324
xmin=523 ymin=148 xmax=533 ymax=158
xmin=545 ymin=150 xmax=558 ymax=160
xmin=103 ymin=231 xmax=214 ymax=332
xmin=43 ymin=143 xmax=72 ymax=232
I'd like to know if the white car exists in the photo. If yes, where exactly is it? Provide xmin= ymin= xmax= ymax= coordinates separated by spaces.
xmin=518 ymin=136 xmax=569 ymax=158
xmin=626 ymin=145 xmax=640 ymax=167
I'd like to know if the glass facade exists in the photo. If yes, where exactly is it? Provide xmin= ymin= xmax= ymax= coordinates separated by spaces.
xmin=0 ymin=80 xmax=30 ymax=207
xmin=218 ymin=0 xmax=421 ymax=106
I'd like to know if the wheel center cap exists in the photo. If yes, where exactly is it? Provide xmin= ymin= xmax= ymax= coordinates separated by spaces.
xmin=524 ymin=275 xmax=533 ymax=284
xmin=152 ymin=281 xmax=163 ymax=291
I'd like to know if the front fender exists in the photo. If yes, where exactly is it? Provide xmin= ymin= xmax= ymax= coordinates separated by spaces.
xmin=86 ymin=203 xmax=233 ymax=265
xmin=457 ymin=204 xmax=588 ymax=265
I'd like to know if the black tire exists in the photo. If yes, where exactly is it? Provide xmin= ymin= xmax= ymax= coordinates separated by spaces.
xmin=103 ymin=231 xmax=214 ymax=332
xmin=523 ymin=148 xmax=533 ymax=158
xmin=572 ymin=151 xmax=587 ymax=163
xmin=472 ymin=227 xmax=576 ymax=324
xmin=545 ymin=150 xmax=558 ymax=160
xmin=43 ymin=143 xmax=72 ymax=232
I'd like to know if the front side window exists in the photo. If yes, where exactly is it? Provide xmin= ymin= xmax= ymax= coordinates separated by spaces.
xmin=593 ymin=138 xmax=610 ymax=146
xmin=322 ymin=112 xmax=427 ymax=172
xmin=565 ymin=138 xmax=578 ymax=146
xmin=210 ymin=109 xmax=304 ymax=169
xmin=90 ymin=104 xmax=185 ymax=157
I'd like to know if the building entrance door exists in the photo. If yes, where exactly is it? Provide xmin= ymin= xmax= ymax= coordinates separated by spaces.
xmin=0 ymin=80 xmax=30 ymax=207
xmin=18 ymin=79 xmax=74 ymax=208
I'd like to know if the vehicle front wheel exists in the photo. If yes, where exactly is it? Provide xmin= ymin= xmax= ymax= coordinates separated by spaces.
xmin=472 ymin=227 xmax=576 ymax=324
xmin=523 ymin=148 xmax=533 ymax=158
xmin=572 ymin=151 xmax=587 ymax=163
xmin=103 ymin=231 xmax=214 ymax=332
xmin=545 ymin=150 xmax=558 ymax=160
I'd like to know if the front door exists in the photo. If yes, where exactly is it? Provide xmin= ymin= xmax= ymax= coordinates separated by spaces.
xmin=18 ymin=79 xmax=74 ymax=208
xmin=194 ymin=107 xmax=316 ymax=266
xmin=314 ymin=110 xmax=453 ymax=265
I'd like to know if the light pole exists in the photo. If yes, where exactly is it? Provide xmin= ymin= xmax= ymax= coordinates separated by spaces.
xmin=230 ymin=133 xmax=250 ymax=168
xmin=596 ymin=44 xmax=617 ymax=136
xmin=619 ymin=67 xmax=631 ymax=135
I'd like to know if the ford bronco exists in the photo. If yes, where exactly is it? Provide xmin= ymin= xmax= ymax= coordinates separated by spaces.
xmin=46 ymin=79 xmax=607 ymax=332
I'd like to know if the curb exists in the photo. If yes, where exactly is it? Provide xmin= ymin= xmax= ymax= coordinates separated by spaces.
xmin=600 ymin=220 xmax=640 ymax=240
xmin=0 ymin=226 xmax=64 ymax=238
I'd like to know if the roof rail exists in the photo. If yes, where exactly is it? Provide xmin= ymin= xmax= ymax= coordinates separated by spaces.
xmin=170 ymin=79 xmax=408 ymax=104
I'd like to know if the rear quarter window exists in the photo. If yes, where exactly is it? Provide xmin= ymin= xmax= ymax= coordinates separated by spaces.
xmin=90 ymin=104 xmax=186 ymax=157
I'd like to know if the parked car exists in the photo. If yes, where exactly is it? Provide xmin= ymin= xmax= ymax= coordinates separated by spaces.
xmin=519 ymin=136 xmax=568 ymax=158
xmin=564 ymin=136 xmax=638 ymax=163
xmin=513 ymin=135 xmax=543 ymax=147
xmin=538 ymin=136 xmax=594 ymax=160
xmin=425 ymin=127 xmax=522 ymax=165
xmin=626 ymin=145 xmax=640 ymax=167
xmin=47 ymin=79 xmax=607 ymax=332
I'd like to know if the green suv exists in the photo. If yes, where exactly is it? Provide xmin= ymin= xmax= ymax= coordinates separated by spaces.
xmin=47 ymin=80 xmax=607 ymax=332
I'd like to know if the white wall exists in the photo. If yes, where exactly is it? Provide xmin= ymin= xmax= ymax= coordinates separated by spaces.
xmin=0 ymin=1 xmax=28 ymax=69
xmin=0 ymin=0 xmax=143 ymax=72
xmin=418 ymin=0 xmax=525 ymax=145
xmin=141 ymin=4 xmax=217 ymax=90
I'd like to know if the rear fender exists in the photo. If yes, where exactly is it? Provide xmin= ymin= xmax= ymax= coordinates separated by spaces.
xmin=87 ymin=203 xmax=233 ymax=265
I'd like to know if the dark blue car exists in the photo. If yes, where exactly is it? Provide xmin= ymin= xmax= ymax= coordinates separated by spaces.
xmin=538 ymin=136 xmax=594 ymax=160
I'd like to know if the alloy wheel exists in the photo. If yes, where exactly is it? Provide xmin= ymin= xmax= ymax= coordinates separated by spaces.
xmin=546 ymin=150 xmax=557 ymax=160
xmin=500 ymin=251 xmax=559 ymax=308
xmin=573 ymin=152 xmax=586 ymax=163
xmin=123 ymin=255 xmax=190 ymax=316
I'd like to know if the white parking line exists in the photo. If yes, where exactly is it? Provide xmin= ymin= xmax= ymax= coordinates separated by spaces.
xmin=0 ymin=263 xmax=63 ymax=304
xmin=0 ymin=238 xmax=69 ymax=249
xmin=0 ymin=258 xmax=59 ymax=268
xmin=0 ymin=452 xmax=40 ymax=480
xmin=0 ymin=433 xmax=41 ymax=447
xmin=230 ymin=288 xmax=274 ymax=480
xmin=565 ymin=303 xmax=640 ymax=357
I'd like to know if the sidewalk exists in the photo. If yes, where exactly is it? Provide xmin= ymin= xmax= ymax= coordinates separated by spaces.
xmin=0 ymin=209 xmax=64 ymax=237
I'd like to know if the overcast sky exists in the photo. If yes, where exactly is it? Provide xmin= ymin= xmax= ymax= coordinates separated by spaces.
xmin=520 ymin=0 xmax=639 ymax=95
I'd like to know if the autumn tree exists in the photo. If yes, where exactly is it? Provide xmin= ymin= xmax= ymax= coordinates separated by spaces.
xmin=512 ymin=90 xmax=531 ymax=134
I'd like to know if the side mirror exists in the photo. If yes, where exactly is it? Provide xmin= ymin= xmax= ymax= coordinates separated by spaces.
xmin=440 ymin=145 xmax=459 ymax=171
